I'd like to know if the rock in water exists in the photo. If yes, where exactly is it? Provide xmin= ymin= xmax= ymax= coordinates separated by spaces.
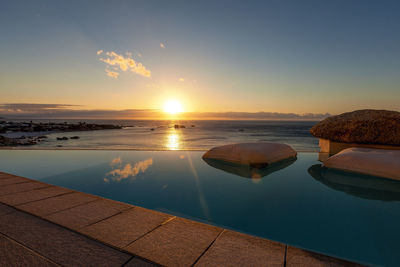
xmin=323 ymin=147 xmax=400 ymax=180
xmin=202 ymin=142 xmax=297 ymax=168
xmin=310 ymin=109 xmax=400 ymax=145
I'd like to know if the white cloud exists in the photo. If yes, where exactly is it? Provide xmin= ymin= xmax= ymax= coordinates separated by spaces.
xmin=99 ymin=51 xmax=151 ymax=78
xmin=160 ymin=43 xmax=165 ymax=48
xmin=96 ymin=50 xmax=103 ymax=55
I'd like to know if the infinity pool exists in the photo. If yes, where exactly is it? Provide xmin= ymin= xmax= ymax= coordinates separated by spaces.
xmin=1 ymin=150 xmax=399 ymax=266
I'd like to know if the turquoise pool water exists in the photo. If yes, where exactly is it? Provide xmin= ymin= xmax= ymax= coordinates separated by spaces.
xmin=1 ymin=150 xmax=399 ymax=266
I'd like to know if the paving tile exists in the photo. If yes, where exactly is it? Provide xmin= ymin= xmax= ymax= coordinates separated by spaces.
xmin=0 ymin=233 xmax=59 ymax=267
xmin=195 ymin=230 xmax=285 ymax=267
xmin=0 ymin=186 xmax=72 ymax=206
xmin=81 ymin=206 xmax=172 ymax=248
xmin=286 ymin=246 xmax=363 ymax=267
xmin=0 ymin=173 xmax=28 ymax=181
xmin=125 ymin=257 xmax=160 ymax=267
xmin=0 ymin=176 xmax=30 ymax=186
xmin=0 ymin=203 xmax=16 ymax=216
xmin=0 ymin=172 xmax=16 ymax=179
xmin=17 ymin=192 xmax=98 ymax=216
xmin=45 ymin=199 xmax=132 ymax=230
xmin=0 ymin=210 xmax=132 ymax=267
xmin=125 ymin=217 xmax=223 ymax=267
xmin=0 ymin=181 xmax=49 ymax=196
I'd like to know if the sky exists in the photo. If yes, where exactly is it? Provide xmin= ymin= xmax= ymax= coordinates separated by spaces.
xmin=0 ymin=0 xmax=399 ymax=119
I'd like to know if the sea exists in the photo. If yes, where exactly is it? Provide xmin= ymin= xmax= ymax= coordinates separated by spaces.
xmin=5 ymin=119 xmax=320 ymax=151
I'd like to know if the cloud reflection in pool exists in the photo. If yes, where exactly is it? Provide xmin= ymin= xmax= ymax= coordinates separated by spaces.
xmin=110 ymin=157 xmax=122 ymax=166
xmin=104 ymin=157 xmax=153 ymax=183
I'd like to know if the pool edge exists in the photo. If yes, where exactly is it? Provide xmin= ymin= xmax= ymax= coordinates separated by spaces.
xmin=0 ymin=171 xmax=364 ymax=266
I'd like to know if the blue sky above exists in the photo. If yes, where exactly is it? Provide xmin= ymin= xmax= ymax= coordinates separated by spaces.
xmin=0 ymin=0 xmax=399 ymax=117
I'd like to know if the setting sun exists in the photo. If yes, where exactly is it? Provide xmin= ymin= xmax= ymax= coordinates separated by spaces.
xmin=163 ymin=99 xmax=183 ymax=114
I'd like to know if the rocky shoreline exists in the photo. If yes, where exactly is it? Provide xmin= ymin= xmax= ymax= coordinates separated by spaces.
xmin=0 ymin=121 xmax=122 ymax=146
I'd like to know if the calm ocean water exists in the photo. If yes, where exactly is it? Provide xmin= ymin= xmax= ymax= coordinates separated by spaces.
xmin=13 ymin=119 xmax=320 ymax=151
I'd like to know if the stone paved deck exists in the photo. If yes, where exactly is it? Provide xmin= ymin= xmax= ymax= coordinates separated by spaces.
xmin=0 ymin=172 xmax=364 ymax=266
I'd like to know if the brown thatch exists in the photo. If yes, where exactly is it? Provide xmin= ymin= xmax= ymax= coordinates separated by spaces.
xmin=310 ymin=109 xmax=400 ymax=145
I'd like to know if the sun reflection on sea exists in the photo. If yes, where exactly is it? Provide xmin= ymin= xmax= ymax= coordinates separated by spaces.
xmin=165 ymin=128 xmax=181 ymax=150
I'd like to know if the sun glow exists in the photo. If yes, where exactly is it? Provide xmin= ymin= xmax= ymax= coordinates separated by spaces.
xmin=163 ymin=99 xmax=183 ymax=114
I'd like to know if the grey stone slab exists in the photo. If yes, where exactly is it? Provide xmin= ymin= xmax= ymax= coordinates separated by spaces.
xmin=0 ymin=233 xmax=59 ymax=267
xmin=81 ymin=206 xmax=172 ymax=248
xmin=0 ymin=202 xmax=16 ymax=216
xmin=17 ymin=192 xmax=98 ymax=216
xmin=0 ymin=210 xmax=132 ymax=267
xmin=0 ymin=186 xmax=72 ymax=206
xmin=124 ymin=257 xmax=160 ymax=267
xmin=286 ymin=246 xmax=364 ymax=267
xmin=0 ymin=181 xmax=49 ymax=196
xmin=195 ymin=230 xmax=285 ymax=267
xmin=45 ymin=199 xmax=132 ymax=230
xmin=125 ymin=217 xmax=223 ymax=267
xmin=0 ymin=176 xmax=30 ymax=186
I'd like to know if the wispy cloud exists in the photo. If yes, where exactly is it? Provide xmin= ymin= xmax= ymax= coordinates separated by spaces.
xmin=96 ymin=50 xmax=103 ymax=55
xmin=98 ymin=51 xmax=151 ymax=78
xmin=105 ymin=69 xmax=119 ymax=78
xmin=0 ymin=103 xmax=80 ymax=113
xmin=178 ymin=78 xmax=184 ymax=82
xmin=160 ymin=43 xmax=165 ymax=48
